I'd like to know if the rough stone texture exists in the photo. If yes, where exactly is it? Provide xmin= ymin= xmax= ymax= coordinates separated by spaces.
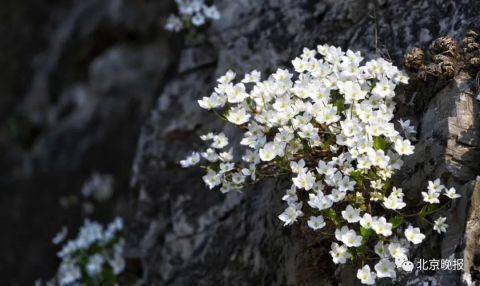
xmin=464 ymin=178 xmax=480 ymax=285
xmin=389 ymin=72 xmax=480 ymax=285
xmin=2 ymin=0 xmax=480 ymax=285
xmin=0 ymin=0 xmax=177 ymax=285
xmin=128 ymin=1 xmax=480 ymax=286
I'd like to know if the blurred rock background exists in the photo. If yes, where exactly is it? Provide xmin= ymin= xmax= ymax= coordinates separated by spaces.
xmin=0 ymin=0 xmax=177 ymax=284
xmin=0 ymin=0 xmax=479 ymax=285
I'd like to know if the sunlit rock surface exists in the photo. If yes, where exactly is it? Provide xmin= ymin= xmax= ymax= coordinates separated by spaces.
xmin=130 ymin=1 xmax=480 ymax=285
xmin=1 ymin=0 xmax=480 ymax=285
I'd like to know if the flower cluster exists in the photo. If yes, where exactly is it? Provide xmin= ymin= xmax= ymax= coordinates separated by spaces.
xmin=180 ymin=44 xmax=461 ymax=284
xmin=54 ymin=218 xmax=125 ymax=286
xmin=81 ymin=173 xmax=114 ymax=202
xmin=164 ymin=0 xmax=220 ymax=32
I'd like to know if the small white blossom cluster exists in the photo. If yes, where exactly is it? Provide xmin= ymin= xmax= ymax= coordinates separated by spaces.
xmin=164 ymin=0 xmax=220 ymax=32
xmin=422 ymin=178 xmax=461 ymax=204
xmin=81 ymin=173 xmax=114 ymax=202
xmin=55 ymin=218 xmax=125 ymax=286
xmin=181 ymin=44 xmax=461 ymax=284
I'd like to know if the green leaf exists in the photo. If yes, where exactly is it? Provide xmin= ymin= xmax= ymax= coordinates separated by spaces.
xmin=360 ymin=227 xmax=374 ymax=240
xmin=419 ymin=204 xmax=439 ymax=217
xmin=324 ymin=208 xmax=340 ymax=227
xmin=349 ymin=170 xmax=364 ymax=188
xmin=355 ymin=192 xmax=366 ymax=205
xmin=390 ymin=215 xmax=404 ymax=229
xmin=382 ymin=180 xmax=392 ymax=193
xmin=334 ymin=98 xmax=345 ymax=114
xmin=373 ymin=136 xmax=389 ymax=151
xmin=356 ymin=244 xmax=367 ymax=257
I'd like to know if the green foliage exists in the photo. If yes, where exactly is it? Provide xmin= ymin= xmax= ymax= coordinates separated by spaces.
xmin=324 ymin=208 xmax=340 ymax=227
xmin=373 ymin=136 xmax=389 ymax=151
xmin=390 ymin=215 xmax=404 ymax=229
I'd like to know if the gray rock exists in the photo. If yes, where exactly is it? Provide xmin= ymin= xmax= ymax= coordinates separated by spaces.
xmin=1 ymin=0 xmax=480 ymax=285
xmin=130 ymin=1 xmax=480 ymax=286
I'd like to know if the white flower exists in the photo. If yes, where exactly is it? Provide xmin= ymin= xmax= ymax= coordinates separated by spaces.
xmin=342 ymin=230 xmax=362 ymax=247
xmin=404 ymin=225 xmax=425 ymax=244
xmin=231 ymin=172 xmax=246 ymax=185
xmin=398 ymin=119 xmax=416 ymax=135
xmin=86 ymin=254 xmax=104 ymax=276
xmin=315 ymin=105 xmax=340 ymax=124
xmin=329 ymin=189 xmax=347 ymax=202
xmin=58 ymin=261 xmax=81 ymax=285
xmin=242 ymin=70 xmax=261 ymax=83
xmin=53 ymin=227 xmax=68 ymax=245
xmin=427 ymin=179 xmax=443 ymax=193
xmin=445 ymin=187 xmax=461 ymax=199
xmin=357 ymin=265 xmax=376 ymax=285
xmin=360 ymin=213 xmax=374 ymax=229
xmin=374 ymin=241 xmax=389 ymax=258
xmin=422 ymin=189 xmax=440 ymax=204
xmin=292 ymin=171 xmax=316 ymax=191
xmin=226 ymin=106 xmax=251 ymax=125
xmin=259 ymin=142 xmax=277 ymax=161
xmin=81 ymin=173 xmax=114 ymax=202
xmin=211 ymin=133 xmax=229 ymax=149
xmin=198 ymin=93 xmax=226 ymax=109
xmin=191 ymin=13 xmax=206 ymax=26
xmin=316 ymin=160 xmax=336 ymax=176
xmin=203 ymin=5 xmax=220 ymax=20
xmin=183 ymin=44 xmax=419 ymax=274
xmin=341 ymin=205 xmax=361 ymax=223
xmin=338 ymin=81 xmax=367 ymax=103
xmin=202 ymin=170 xmax=221 ymax=189
xmin=282 ymin=185 xmax=298 ymax=203
xmin=394 ymin=138 xmax=415 ymax=155
xmin=375 ymin=259 xmax=396 ymax=278
xmin=391 ymin=186 xmax=404 ymax=197
xmin=226 ymin=83 xmax=249 ymax=103
xmin=290 ymin=159 xmax=307 ymax=173
xmin=108 ymin=253 xmax=125 ymax=274
xmin=330 ymin=242 xmax=352 ymax=264
xmin=307 ymin=192 xmax=333 ymax=211
xmin=383 ymin=194 xmax=406 ymax=210
xmin=433 ymin=217 xmax=448 ymax=234
xmin=388 ymin=242 xmax=408 ymax=259
xmin=56 ymin=218 xmax=125 ymax=284
xmin=180 ymin=152 xmax=201 ymax=167
xmin=371 ymin=180 xmax=383 ymax=190
xmin=307 ymin=215 xmax=326 ymax=230
xmin=201 ymin=147 xmax=219 ymax=162
xmin=278 ymin=205 xmax=303 ymax=226
xmin=338 ymin=176 xmax=356 ymax=192
xmin=372 ymin=80 xmax=394 ymax=98
xmin=219 ymin=149 xmax=234 ymax=162
xmin=395 ymin=73 xmax=409 ymax=84
xmin=336 ymin=226 xmax=362 ymax=247
xmin=218 ymin=70 xmax=236 ymax=83
xmin=218 ymin=163 xmax=234 ymax=174
xmin=372 ymin=217 xmax=392 ymax=237
xmin=164 ymin=15 xmax=183 ymax=32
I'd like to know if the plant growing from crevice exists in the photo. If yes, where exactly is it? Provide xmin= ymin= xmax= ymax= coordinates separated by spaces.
xmin=52 ymin=218 xmax=125 ymax=286
xmin=164 ymin=0 xmax=220 ymax=33
xmin=180 ymin=44 xmax=460 ymax=284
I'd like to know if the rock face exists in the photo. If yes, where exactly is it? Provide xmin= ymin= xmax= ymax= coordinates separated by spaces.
xmin=0 ymin=0 xmax=176 ymax=285
xmin=129 ymin=1 xmax=480 ymax=285
xmin=1 ymin=0 xmax=480 ymax=285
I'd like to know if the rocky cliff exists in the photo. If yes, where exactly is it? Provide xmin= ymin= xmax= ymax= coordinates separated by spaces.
xmin=128 ymin=1 xmax=480 ymax=285
xmin=1 ymin=0 xmax=480 ymax=285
